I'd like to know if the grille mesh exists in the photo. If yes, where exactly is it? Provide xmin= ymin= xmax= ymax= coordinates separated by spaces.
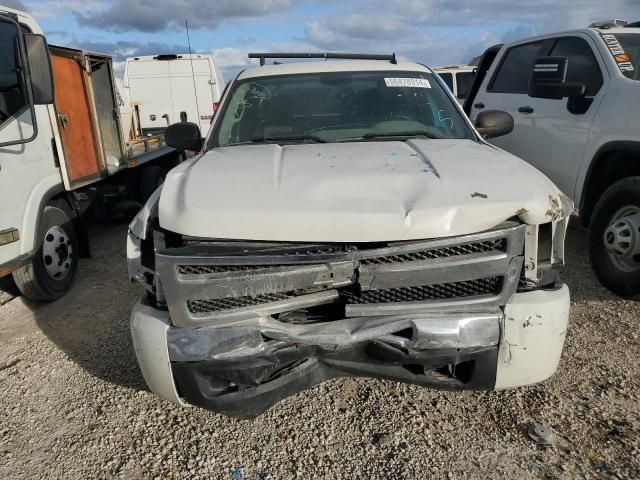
xmin=178 ymin=238 xmax=506 ymax=275
xmin=179 ymin=264 xmax=278 ymax=275
xmin=188 ymin=292 xmax=294 ymax=314
xmin=359 ymin=239 xmax=506 ymax=265
xmin=343 ymin=277 xmax=501 ymax=304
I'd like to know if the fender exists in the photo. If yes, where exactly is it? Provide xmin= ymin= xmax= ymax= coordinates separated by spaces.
xmin=579 ymin=141 xmax=640 ymax=224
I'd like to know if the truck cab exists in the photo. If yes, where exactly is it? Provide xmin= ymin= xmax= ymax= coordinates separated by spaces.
xmin=467 ymin=20 xmax=640 ymax=297
xmin=0 ymin=7 xmax=63 ymax=293
xmin=0 ymin=5 xmax=182 ymax=301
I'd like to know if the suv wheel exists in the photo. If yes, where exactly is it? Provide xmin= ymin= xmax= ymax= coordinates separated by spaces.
xmin=589 ymin=177 xmax=640 ymax=297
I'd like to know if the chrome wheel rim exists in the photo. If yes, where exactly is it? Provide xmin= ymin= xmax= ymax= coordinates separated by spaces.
xmin=603 ymin=205 xmax=640 ymax=272
xmin=42 ymin=226 xmax=73 ymax=280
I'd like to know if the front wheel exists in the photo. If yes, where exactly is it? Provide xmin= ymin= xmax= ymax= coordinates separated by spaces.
xmin=589 ymin=177 xmax=640 ymax=297
xmin=12 ymin=205 xmax=79 ymax=301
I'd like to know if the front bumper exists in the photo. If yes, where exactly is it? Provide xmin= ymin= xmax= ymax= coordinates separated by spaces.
xmin=131 ymin=284 xmax=569 ymax=417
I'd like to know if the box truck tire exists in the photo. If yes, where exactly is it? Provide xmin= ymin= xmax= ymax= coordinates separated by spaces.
xmin=13 ymin=206 xmax=79 ymax=301
xmin=589 ymin=177 xmax=640 ymax=298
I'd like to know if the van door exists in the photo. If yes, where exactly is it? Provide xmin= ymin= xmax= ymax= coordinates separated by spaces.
xmin=168 ymin=58 xmax=214 ymax=134
xmin=51 ymin=49 xmax=103 ymax=188
xmin=471 ymin=36 xmax=607 ymax=198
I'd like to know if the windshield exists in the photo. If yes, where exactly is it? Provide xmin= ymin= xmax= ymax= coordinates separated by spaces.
xmin=213 ymin=70 xmax=474 ymax=147
xmin=602 ymin=33 xmax=640 ymax=80
xmin=0 ymin=19 xmax=27 ymax=127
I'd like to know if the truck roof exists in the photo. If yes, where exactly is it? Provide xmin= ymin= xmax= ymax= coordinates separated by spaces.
xmin=125 ymin=54 xmax=213 ymax=62
xmin=503 ymin=26 xmax=640 ymax=46
xmin=433 ymin=65 xmax=476 ymax=72
xmin=238 ymin=60 xmax=432 ymax=80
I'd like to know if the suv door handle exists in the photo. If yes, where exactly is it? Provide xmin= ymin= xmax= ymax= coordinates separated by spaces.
xmin=518 ymin=106 xmax=534 ymax=114
xmin=474 ymin=103 xmax=485 ymax=109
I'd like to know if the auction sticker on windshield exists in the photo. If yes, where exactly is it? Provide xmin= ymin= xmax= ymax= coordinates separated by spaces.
xmin=384 ymin=78 xmax=431 ymax=88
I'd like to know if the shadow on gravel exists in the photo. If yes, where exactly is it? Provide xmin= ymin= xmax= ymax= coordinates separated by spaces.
xmin=29 ymin=222 xmax=147 ymax=391
xmin=563 ymin=220 xmax=620 ymax=303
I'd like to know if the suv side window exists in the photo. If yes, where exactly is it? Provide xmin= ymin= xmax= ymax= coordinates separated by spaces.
xmin=489 ymin=41 xmax=546 ymax=93
xmin=549 ymin=36 xmax=603 ymax=96
xmin=0 ymin=20 xmax=27 ymax=129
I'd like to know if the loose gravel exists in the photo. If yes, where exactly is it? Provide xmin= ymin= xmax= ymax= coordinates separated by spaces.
xmin=0 ymin=221 xmax=638 ymax=479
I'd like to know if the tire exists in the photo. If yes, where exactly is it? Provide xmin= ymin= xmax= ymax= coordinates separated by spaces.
xmin=12 ymin=205 xmax=79 ymax=301
xmin=139 ymin=166 xmax=166 ymax=204
xmin=588 ymin=176 xmax=640 ymax=297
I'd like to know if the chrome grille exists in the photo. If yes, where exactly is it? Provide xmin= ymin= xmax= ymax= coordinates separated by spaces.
xmin=343 ymin=277 xmax=501 ymax=304
xmin=188 ymin=292 xmax=294 ymax=314
xmin=359 ymin=239 xmax=506 ymax=265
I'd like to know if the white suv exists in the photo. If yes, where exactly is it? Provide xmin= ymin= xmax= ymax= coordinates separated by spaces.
xmin=467 ymin=20 xmax=640 ymax=297
xmin=128 ymin=53 xmax=571 ymax=417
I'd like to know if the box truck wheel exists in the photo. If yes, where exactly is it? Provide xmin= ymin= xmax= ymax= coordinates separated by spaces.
xmin=589 ymin=177 xmax=640 ymax=297
xmin=12 ymin=206 xmax=79 ymax=301
xmin=139 ymin=166 xmax=166 ymax=203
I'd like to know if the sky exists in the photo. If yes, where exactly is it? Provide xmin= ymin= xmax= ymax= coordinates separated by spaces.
xmin=6 ymin=0 xmax=640 ymax=81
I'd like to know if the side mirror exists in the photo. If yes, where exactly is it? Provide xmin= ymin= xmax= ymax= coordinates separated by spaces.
xmin=475 ymin=110 xmax=514 ymax=139
xmin=528 ymin=56 xmax=585 ymax=100
xmin=24 ymin=34 xmax=54 ymax=105
xmin=165 ymin=122 xmax=203 ymax=151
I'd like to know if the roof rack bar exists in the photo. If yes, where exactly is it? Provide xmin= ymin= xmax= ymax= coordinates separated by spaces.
xmin=248 ymin=52 xmax=397 ymax=66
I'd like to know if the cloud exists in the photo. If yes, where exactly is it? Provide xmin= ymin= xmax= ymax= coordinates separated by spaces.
xmin=24 ymin=0 xmax=102 ymax=19
xmin=3 ymin=0 xmax=27 ymax=10
xmin=76 ymin=0 xmax=294 ymax=32
xmin=300 ymin=0 xmax=635 ymax=68
xmin=64 ymin=39 xmax=190 ymax=76
xmin=372 ymin=0 xmax=631 ymax=27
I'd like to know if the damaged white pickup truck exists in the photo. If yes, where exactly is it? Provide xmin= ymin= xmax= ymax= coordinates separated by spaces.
xmin=127 ymin=53 xmax=572 ymax=417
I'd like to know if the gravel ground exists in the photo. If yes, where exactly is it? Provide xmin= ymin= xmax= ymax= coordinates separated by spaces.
xmin=0 ymin=221 xmax=639 ymax=479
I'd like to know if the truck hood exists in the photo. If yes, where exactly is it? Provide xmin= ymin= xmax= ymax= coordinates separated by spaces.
xmin=159 ymin=139 xmax=568 ymax=242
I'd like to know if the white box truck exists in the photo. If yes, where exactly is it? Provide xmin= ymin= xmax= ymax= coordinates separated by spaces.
xmin=124 ymin=54 xmax=225 ymax=136
xmin=0 ymin=5 xmax=183 ymax=301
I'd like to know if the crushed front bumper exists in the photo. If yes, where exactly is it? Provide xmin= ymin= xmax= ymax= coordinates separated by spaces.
xmin=131 ymin=283 xmax=569 ymax=417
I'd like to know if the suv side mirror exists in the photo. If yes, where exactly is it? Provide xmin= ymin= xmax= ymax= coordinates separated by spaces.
xmin=24 ymin=34 xmax=54 ymax=105
xmin=165 ymin=122 xmax=203 ymax=151
xmin=528 ymin=56 xmax=585 ymax=100
xmin=475 ymin=110 xmax=514 ymax=139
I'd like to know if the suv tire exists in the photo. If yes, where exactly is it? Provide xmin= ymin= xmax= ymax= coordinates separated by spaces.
xmin=589 ymin=176 xmax=640 ymax=297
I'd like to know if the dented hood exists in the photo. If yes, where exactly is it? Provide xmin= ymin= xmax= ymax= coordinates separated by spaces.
xmin=159 ymin=139 xmax=567 ymax=242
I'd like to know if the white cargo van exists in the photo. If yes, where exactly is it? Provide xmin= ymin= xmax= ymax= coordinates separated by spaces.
xmin=124 ymin=54 xmax=225 ymax=136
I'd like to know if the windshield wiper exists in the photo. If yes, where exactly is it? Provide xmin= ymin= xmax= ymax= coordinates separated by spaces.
xmin=362 ymin=130 xmax=439 ymax=140
xmin=251 ymin=134 xmax=327 ymax=144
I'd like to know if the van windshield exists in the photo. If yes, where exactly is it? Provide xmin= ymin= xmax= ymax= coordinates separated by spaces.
xmin=214 ymin=70 xmax=474 ymax=147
